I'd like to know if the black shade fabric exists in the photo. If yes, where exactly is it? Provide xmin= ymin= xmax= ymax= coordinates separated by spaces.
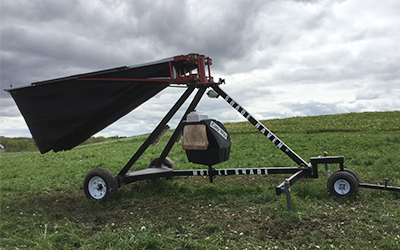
xmin=6 ymin=58 xmax=190 ymax=153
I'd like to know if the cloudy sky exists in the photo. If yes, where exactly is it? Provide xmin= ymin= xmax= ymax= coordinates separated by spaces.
xmin=1 ymin=0 xmax=399 ymax=138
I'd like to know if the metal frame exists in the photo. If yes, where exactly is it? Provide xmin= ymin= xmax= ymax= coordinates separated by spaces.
xmin=104 ymin=54 xmax=398 ymax=212
xmin=112 ymin=81 xmax=334 ymax=212
xmin=7 ymin=52 xmax=398 ymax=211
xmin=81 ymin=54 xmax=214 ymax=86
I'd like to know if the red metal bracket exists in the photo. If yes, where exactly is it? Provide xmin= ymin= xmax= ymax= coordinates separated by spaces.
xmin=171 ymin=53 xmax=214 ymax=85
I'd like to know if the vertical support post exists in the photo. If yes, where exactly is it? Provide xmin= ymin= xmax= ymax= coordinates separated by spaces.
xmin=324 ymin=151 xmax=329 ymax=177
xmin=384 ymin=178 xmax=389 ymax=188
xmin=197 ymin=56 xmax=207 ymax=84
xmin=208 ymin=165 xmax=214 ymax=183
xmin=281 ymin=179 xmax=293 ymax=214
xmin=206 ymin=58 xmax=212 ymax=82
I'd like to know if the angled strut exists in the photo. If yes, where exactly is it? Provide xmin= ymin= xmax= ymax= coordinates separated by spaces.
xmin=211 ymin=85 xmax=309 ymax=167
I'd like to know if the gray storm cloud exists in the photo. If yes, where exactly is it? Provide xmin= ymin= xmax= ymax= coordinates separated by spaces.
xmin=1 ymin=0 xmax=399 ymax=137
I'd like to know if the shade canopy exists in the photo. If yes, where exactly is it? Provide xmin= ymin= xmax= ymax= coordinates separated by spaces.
xmin=6 ymin=54 xmax=210 ymax=153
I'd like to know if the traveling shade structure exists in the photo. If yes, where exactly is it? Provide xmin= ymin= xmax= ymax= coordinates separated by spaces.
xmin=6 ymin=53 xmax=399 ymax=212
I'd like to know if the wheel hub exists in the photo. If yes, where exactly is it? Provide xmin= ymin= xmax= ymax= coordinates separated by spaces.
xmin=88 ymin=176 xmax=107 ymax=199
xmin=334 ymin=179 xmax=351 ymax=195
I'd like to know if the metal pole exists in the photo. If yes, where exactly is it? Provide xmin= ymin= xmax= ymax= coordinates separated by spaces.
xmin=208 ymin=165 xmax=214 ymax=183
xmin=324 ymin=151 xmax=329 ymax=177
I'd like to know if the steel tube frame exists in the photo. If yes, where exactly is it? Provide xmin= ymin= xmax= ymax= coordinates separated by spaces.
xmin=117 ymin=83 xmax=317 ymax=193
xmin=117 ymin=85 xmax=196 ymax=177
xmin=116 ymin=81 xmax=398 ymax=212
xmin=118 ymin=85 xmax=208 ymax=185
xmin=117 ymin=83 xmax=315 ymax=185
xmin=119 ymin=166 xmax=311 ymax=184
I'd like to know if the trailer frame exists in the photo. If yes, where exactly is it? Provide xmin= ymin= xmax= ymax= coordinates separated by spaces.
xmin=6 ymin=53 xmax=399 ymax=212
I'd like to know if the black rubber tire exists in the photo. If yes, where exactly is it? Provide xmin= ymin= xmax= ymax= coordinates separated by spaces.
xmin=83 ymin=168 xmax=119 ymax=201
xmin=149 ymin=157 xmax=175 ymax=180
xmin=149 ymin=157 xmax=176 ymax=169
xmin=332 ymin=168 xmax=360 ymax=183
xmin=327 ymin=171 xmax=359 ymax=197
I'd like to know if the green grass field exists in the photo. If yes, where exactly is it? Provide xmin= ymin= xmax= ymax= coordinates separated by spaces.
xmin=1 ymin=111 xmax=399 ymax=249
